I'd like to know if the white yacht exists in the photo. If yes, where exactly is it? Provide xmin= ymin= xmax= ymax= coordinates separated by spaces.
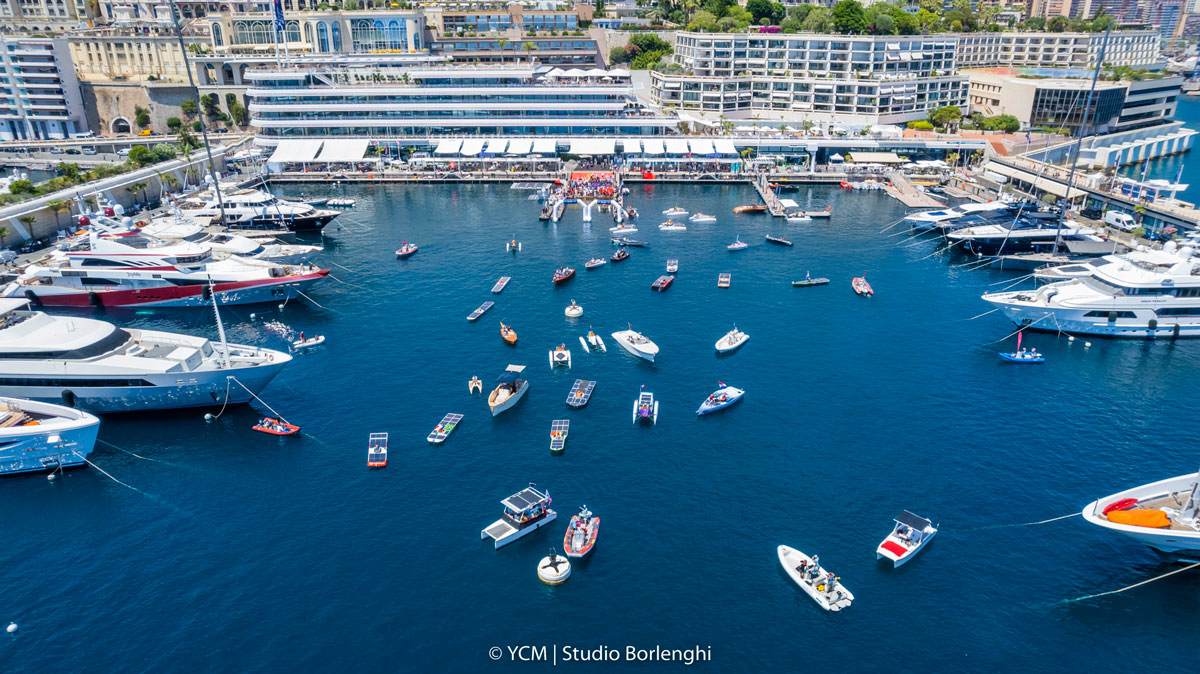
xmin=0 ymin=298 xmax=290 ymax=413
xmin=1082 ymin=469 xmax=1200 ymax=557
xmin=3 ymin=233 xmax=328 ymax=308
xmin=905 ymin=201 xmax=1021 ymax=232
xmin=0 ymin=397 xmax=99 ymax=476
xmin=982 ymin=243 xmax=1200 ymax=338
xmin=138 ymin=215 xmax=322 ymax=265
xmin=948 ymin=217 xmax=1099 ymax=256
xmin=175 ymin=184 xmax=340 ymax=232
xmin=611 ymin=327 xmax=658 ymax=362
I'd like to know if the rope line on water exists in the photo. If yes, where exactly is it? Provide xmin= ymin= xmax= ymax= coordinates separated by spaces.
xmin=327 ymin=260 xmax=362 ymax=275
xmin=327 ymin=273 xmax=370 ymax=291
xmin=982 ymin=314 xmax=1053 ymax=345
xmin=879 ymin=216 xmax=910 ymax=234
xmin=1061 ymin=562 xmax=1200 ymax=604
xmin=211 ymin=377 xmax=233 ymax=419
xmin=72 ymin=450 xmax=145 ymax=494
xmin=965 ymin=308 xmax=999 ymax=321
xmin=913 ymin=243 xmax=954 ymax=262
xmin=961 ymin=512 xmax=1077 ymax=532
xmin=990 ymin=272 xmax=1035 ymax=286
xmin=229 ymin=376 xmax=293 ymax=426
xmin=296 ymin=289 xmax=332 ymax=311
xmin=98 ymin=439 xmax=162 ymax=462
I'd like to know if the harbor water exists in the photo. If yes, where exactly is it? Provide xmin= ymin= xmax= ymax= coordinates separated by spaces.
xmin=2 ymin=181 xmax=1199 ymax=673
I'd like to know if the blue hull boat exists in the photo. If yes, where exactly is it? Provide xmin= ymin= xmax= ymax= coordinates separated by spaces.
xmin=999 ymin=352 xmax=1044 ymax=363
xmin=696 ymin=385 xmax=745 ymax=415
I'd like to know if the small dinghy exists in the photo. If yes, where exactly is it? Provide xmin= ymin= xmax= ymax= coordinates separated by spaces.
xmin=585 ymin=257 xmax=607 ymax=270
xmin=506 ymin=239 xmax=522 ymax=253
xmin=727 ymin=236 xmax=748 ymax=251
xmin=563 ymin=506 xmax=599 ymax=558
xmin=395 ymin=241 xmax=418 ymax=258
xmin=610 ymin=224 xmax=638 ymax=234
xmin=632 ymin=385 xmax=658 ymax=424
xmin=611 ymin=237 xmax=647 ymax=247
xmin=292 ymin=332 xmax=325 ymax=350
xmin=427 ymin=413 xmax=464 ymax=444
xmin=734 ymin=205 xmax=767 ymax=214
xmin=689 ymin=213 xmax=717 ymax=223
xmin=663 ymin=206 xmax=688 ymax=217
xmin=696 ymin=383 xmax=745 ymax=415
xmin=659 ymin=221 xmax=688 ymax=232
xmin=793 ymin=272 xmax=829 ymax=287
xmin=876 ymin=510 xmax=937 ymax=567
xmin=666 ymin=259 xmax=679 ymax=273
xmin=777 ymin=545 xmax=853 ymax=612
xmin=552 ymin=266 xmax=575 ymax=284
xmin=715 ymin=325 xmax=749 ymax=353
xmin=500 ymin=322 xmax=518 ymax=345
xmin=549 ymin=344 xmax=572 ymax=368
xmin=610 ymin=248 xmax=629 ymax=263
xmin=252 ymin=417 xmax=300 ymax=436
xmin=1000 ymin=333 xmax=1043 ymax=363
xmin=564 ymin=300 xmax=583 ymax=318
xmin=537 ymin=548 xmax=571 ymax=585
xmin=468 ymin=376 xmax=483 ymax=393
xmin=367 ymin=432 xmax=388 ymax=468
xmin=852 ymin=275 xmax=873 ymax=296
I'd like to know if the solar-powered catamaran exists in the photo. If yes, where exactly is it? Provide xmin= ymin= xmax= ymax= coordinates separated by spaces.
xmin=481 ymin=484 xmax=557 ymax=549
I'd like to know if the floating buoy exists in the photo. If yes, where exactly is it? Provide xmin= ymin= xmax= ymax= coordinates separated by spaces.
xmin=537 ymin=548 xmax=571 ymax=585
xmin=1085 ymin=341 xmax=1092 ymax=347
xmin=204 ymin=413 xmax=215 ymax=422
xmin=7 ymin=622 xmax=17 ymax=633
xmin=47 ymin=473 xmax=56 ymax=481
xmin=1068 ymin=335 xmax=1075 ymax=341
xmin=277 ymin=304 xmax=285 ymax=310
xmin=250 ymin=313 xmax=256 ymax=319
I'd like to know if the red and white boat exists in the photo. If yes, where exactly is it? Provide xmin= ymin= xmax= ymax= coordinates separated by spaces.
xmin=2 ymin=231 xmax=328 ymax=308
xmin=395 ymin=241 xmax=418 ymax=258
xmin=852 ymin=275 xmax=873 ymax=296
xmin=875 ymin=511 xmax=937 ymax=567
xmin=562 ymin=506 xmax=599 ymax=558
xmin=552 ymin=267 xmax=575 ymax=284
xmin=252 ymin=417 xmax=300 ymax=436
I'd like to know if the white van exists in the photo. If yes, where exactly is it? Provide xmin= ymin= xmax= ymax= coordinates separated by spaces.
xmin=1104 ymin=211 xmax=1137 ymax=232
xmin=117 ymin=148 xmax=131 ymax=157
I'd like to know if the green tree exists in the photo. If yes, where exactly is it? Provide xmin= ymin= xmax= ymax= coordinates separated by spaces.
xmin=628 ymin=34 xmax=672 ymax=54
xmin=45 ymin=199 xmax=70 ymax=229
xmin=127 ymin=145 xmax=153 ymax=167
xmin=191 ymin=120 xmax=203 ymax=132
xmin=832 ymin=0 xmax=867 ymax=34
xmin=609 ymin=45 xmax=628 ymax=64
xmin=8 ymin=179 xmax=35 ymax=195
xmin=180 ymin=99 xmax=198 ymax=116
xmin=873 ymin=13 xmax=895 ymax=34
xmin=135 ymin=107 xmax=151 ymax=128
xmin=224 ymin=92 xmax=239 ymax=113
xmin=745 ymin=0 xmax=774 ymax=23
xmin=521 ymin=41 xmax=537 ymax=63
xmin=128 ymin=181 xmax=149 ymax=203
xmin=1022 ymin=16 xmax=1046 ymax=30
xmin=930 ymin=105 xmax=962 ymax=128
xmin=687 ymin=9 xmax=719 ymax=30
xmin=200 ymin=93 xmax=220 ymax=118
xmin=802 ymin=6 xmax=832 ymax=31
xmin=230 ymin=102 xmax=249 ymax=127
xmin=914 ymin=8 xmax=939 ymax=31
xmin=787 ymin=3 xmax=815 ymax=21
xmin=917 ymin=0 xmax=940 ymax=13
xmin=780 ymin=16 xmax=801 ymax=32
xmin=1047 ymin=15 xmax=1068 ymax=32
xmin=894 ymin=10 xmax=918 ymax=34
xmin=0 ymin=226 xmax=11 ymax=247
xmin=166 ymin=116 xmax=182 ymax=131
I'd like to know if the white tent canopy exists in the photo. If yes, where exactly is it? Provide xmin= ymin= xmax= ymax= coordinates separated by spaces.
xmin=484 ymin=139 xmax=508 ymax=155
xmin=506 ymin=138 xmax=532 ymax=155
xmin=532 ymin=138 xmax=558 ymax=154
xmin=714 ymin=139 xmax=737 ymax=155
xmin=460 ymin=139 xmax=487 ymax=156
xmin=829 ymin=153 xmax=845 ymax=162
xmin=642 ymin=138 xmax=664 ymax=155
xmin=268 ymin=140 xmax=323 ymax=164
xmin=434 ymin=139 xmax=463 ymax=155
xmin=621 ymin=138 xmax=642 ymax=154
xmin=664 ymin=138 xmax=690 ymax=155
xmin=314 ymin=139 xmax=369 ymax=163
xmin=569 ymin=138 xmax=615 ymax=155
xmin=688 ymin=138 xmax=715 ymax=155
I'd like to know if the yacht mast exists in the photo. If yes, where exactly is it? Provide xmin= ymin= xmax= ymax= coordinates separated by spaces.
xmin=1054 ymin=25 xmax=1111 ymax=252
xmin=207 ymin=280 xmax=230 ymax=369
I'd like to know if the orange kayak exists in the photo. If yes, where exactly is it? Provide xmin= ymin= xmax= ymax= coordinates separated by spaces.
xmin=500 ymin=322 xmax=518 ymax=345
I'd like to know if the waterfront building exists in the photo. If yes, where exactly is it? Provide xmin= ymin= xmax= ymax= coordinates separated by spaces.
xmin=67 ymin=26 xmax=196 ymax=84
xmin=650 ymin=32 xmax=967 ymax=125
xmin=965 ymin=69 xmax=1183 ymax=133
xmin=0 ymin=0 xmax=93 ymax=32
xmin=0 ymin=36 xmax=88 ymax=141
xmin=955 ymin=30 xmax=1164 ymax=70
xmin=207 ymin=10 xmax=427 ymax=56
xmin=247 ymin=60 xmax=676 ymax=147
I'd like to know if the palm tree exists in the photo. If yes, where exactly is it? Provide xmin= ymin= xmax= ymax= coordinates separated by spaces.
xmin=521 ymin=41 xmax=537 ymax=64
xmin=45 ymin=199 xmax=69 ymax=229
xmin=129 ymin=181 xmax=150 ymax=205
xmin=0 ymin=227 xmax=9 ymax=248
xmin=498 ymin=38 xmax=509 ymax=62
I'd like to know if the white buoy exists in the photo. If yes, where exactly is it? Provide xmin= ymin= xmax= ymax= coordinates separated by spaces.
xmin=249 ymin=313 xmax=256 ymax=319
xmin=537 ymin=549 xmax=571 ymax=585
xmin=1085 ymin=341 xmax=1092 ymax=347
xmin=278 ymin=303 xmax=285 ymax=310
xmin=47 ymin=473 xmax=56 ymax=481
xmin=7 ymin=622 xmax=17 ymax=633
xmin=1068 ymin=336 xmax=1075 ymax=342
xmin=204 ymin=413 xmax=215 ymax=422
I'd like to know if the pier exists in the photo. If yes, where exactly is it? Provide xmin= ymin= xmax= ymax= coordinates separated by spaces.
xmin=753 ymin=175 xmax=786 ymax=216
xmin=882 ymin=173 xmax=946 ymax=209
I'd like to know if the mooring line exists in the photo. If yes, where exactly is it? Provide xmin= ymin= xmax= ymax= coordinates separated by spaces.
xmin=98 ymin=439 xmax=162 ymax=462
xmin=1061 ymin=562 xmax=1200 ymax=604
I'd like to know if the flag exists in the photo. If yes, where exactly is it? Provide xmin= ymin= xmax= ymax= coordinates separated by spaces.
xmin=273 ymin=0 xmax=285 ymax=32
xmin=718 ymin=381 xmax=725 ymax=388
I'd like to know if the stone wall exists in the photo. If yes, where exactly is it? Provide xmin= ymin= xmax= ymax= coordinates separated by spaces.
xmin=81 ymin=82 xmax=248 ymax=135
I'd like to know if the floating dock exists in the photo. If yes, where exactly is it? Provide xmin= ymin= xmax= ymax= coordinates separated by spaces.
xmin=566 ymin=379 xmax=595 ymax=408
xmin=467 ymin=301 xmax=494 ymax=321
xmin=427 ymin=413 xmax=463 ymax=444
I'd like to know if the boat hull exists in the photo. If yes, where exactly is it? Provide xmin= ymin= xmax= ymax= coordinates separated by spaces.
xmin=1082 ymin=474 xmax=1200 ymax=555
xmin=225 ymin=211 xmax=337 ymax=233
xmin=482 ymin=511 xmax=558 ymax=549
xmin=777 ymin=545 xmax=853 ymax=611
xmin=0 ymin=403 xmax=99 ymax=476
xmin=489 ymin=383 xmax=528 ymax=416
xmin=987 ymin=301 xmax=1200 ymax=339
xmin=611 ymin=332 xmax=656 ymax=362
xmin=13 ymin=271 xmax=329 ymax=308
xmin=696 ymin=388 xmax=744 ymax=415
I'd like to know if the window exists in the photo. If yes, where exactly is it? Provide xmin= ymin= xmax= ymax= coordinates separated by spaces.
xmin=331 ymin=22 xmax=342 ymax=51
xmin=304 ymin=22 xmax=312 ymax=47
xmin=317 ymin=22 xmax=328 ymax=52
xmin=211 ymin=23 xmax=223 ymax=47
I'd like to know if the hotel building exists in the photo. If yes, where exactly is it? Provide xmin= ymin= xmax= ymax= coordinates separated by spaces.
xmin=0 ymin=36 xmax=88 ymax=141
xmin=955 ymin=30 xmax=1164 ymax=70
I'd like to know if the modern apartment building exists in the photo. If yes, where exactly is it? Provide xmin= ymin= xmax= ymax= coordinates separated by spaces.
xmin=956 ymin=30 xmax=1163 ymax=70
xmin=0 ymin=36 xmax=87 ymax=140
xmin=246 ymin=59 xmax=677 ymax=146
xmin=650 ymin=32 xmax=967 ymax=125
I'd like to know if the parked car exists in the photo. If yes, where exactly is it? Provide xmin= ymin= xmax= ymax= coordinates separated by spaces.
xmin=117 ymin=148 xmax=131 ymax=157
xmin=81 ymin=147 xmax=97 ymax=155
xmin=48 ymin=147 xmax=62 ymax=154
xmin=65 ymin=148 xmax=81 ymax=155
xmin=1080 ymin=207 xmax=1103 ymax=220
xmin=138 ymin=129 xmax=152 ymax=136
xmin=1104 ymin=210 xmax=1137 ymax=232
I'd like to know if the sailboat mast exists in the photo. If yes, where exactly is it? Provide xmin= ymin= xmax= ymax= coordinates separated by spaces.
xmin=208 ymin=280 xmax=230 ymax=369
xmin=1054 ymin=25 xmax=1111 ymax=252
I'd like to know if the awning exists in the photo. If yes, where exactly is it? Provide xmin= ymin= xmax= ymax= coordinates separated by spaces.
xmin=642 ymin=138 xmax=664 ymax=155
xmin=778 ymin=198 xmax=799 ymax=208
xmin=314 ymin=139 xmax=369 ymax=163
xmin=569 ymin=138 xmax=616 ymax=155
xmin=532 ymin=138 xmax=558 ymax=154
xmin=714 ymin=139 xmax=737 ymax=155
xmin=984 ymin=162 xmax=1087 ymax=199
xmin=506 ymin=139 xmax=532 ymax=155
xmin=664 ymin=138 xmax=690 ymax=154
xmin=829 ymin=153 xmax=844 ymax=162
xmin=622 ymin=138 xmax=642 ymax=154
xmin=848 ymin=151 xmax=903 ymax=164
xmin=267 ymin=140 xmax=323 ymax=164
xmin=485 ymin=139 xmax=508 ymax=155
xmin=460 ymin=139 xmax=486 ymax=156
xmin=688 ymin=138 xmax=714 ymax=155
xmin=434 ymin=139 xmax=463 ymax=155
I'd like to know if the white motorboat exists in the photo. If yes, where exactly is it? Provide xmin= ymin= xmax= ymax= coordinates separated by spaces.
xmin=715 ymin=325 xmax=749 ymax=353
xmin=1082 ymin=468 xmax=1200 ymax=556
xmin=666 ymin=259 xmax=679 ymax=273
xmin=175 ymin=183 xmax=340 ymax=232
xmin=564 ymin=300 xmax=583 ymax=318
xmin=981 ymin=242 xmax=1200 ymax=338
xmin=549 ymin=345 xmax=572 ymax=369
xmin=689 ymin=213 xmax=717 ymax=223
xmin=727 ymin=236 xmax=749 ymax=251
xmin=481 ymin=484 xmax=557 ymax=549
xmin=777 ymin=545 xmax=853 ymax=612
xmin=876 ymin=511 xmax=937 ymax=567
xmin=488 ymin=365 xmax=529 ymax=416
xmin=132 ymin=215 xmax=323 ymax=265
xmin=695 ymin=384 xmax=745 ymax=415
xmin=786 ymin=214 xmax=812 ymax=224
xmin=659 ymin=221 xmax=688 ymax=232
xmin=610 ymin=224 xmax=639 ymax=234
xmin=0 ymin=298 xmax=289 ymax=413
xmin=948 ymin=218 xmax=1099 ymax=256
xmin=663 ymin=207 xmax=688 ymax=217
xmin=292 ymin=334 xmax=325 ymax=350
xmin=611 ymin=327 xmax=658 ymax=362
xmin=632 ymin=386 xmax=658 ymax=424
xmin=0 ymin=397 xmax=99 ymax=476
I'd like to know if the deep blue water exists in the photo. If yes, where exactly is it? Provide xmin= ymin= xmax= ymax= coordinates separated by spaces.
xmin=1117 ymin=96 xmax=1199 ymax=202
xmin=3 ymin=182 xmax=1199 ymax=673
